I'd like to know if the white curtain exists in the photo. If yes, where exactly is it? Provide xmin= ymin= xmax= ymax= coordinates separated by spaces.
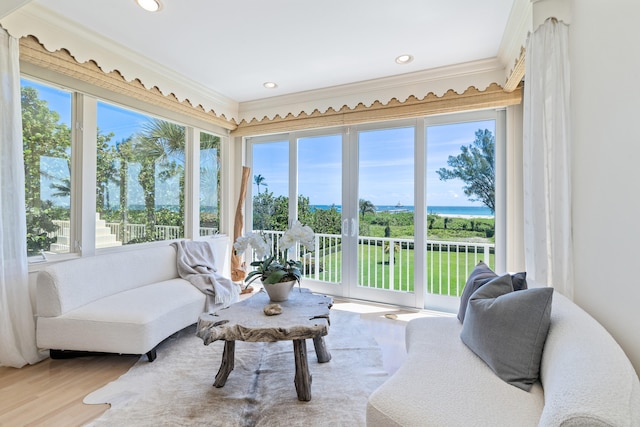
xmin=0 ymin=27 xmax=44 ymax=367
xmin=523 ymin=18 xmax=574 ymax=299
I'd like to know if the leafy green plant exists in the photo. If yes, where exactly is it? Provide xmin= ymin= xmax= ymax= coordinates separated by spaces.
xmin=246 ymin=256 xmax=304 ymax=285
xmin=26 ymin=200 xmax=59 ymax=256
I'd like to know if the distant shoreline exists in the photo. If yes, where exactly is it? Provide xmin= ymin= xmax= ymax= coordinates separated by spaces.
xmin=434 ymin=213 xmax=494 ymax=219
xmin=311 ymin=204 xmax=494 ymax=218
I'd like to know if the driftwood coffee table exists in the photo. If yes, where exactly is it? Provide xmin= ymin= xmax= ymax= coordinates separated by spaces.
xmin=196 ymin=288 xmax=333 ymax=401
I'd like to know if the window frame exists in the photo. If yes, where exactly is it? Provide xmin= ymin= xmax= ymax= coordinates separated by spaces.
xmin=21 ymin=76 xmax=76 ymax=264
xmin=244 ymin=110 xmax=507 ymax=310
xmin=22 ymin=67 xmax=228 ymax=268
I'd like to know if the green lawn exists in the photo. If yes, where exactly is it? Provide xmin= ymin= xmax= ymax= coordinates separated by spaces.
xmin=309 ymin=242 xmax=495 ymax=297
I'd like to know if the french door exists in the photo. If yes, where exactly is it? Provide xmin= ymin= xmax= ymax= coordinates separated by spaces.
xmin=247 ymin=111 xmax=503 ymax=310
xmin=247 ymin=122 xmax=422 ymax=307
xmin=343 ymin=123 xmax=422 ymax=307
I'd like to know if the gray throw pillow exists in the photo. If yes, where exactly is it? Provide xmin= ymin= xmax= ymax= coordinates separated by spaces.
xmin=457 ymin=261 xmax=497 ymax=323
xmin=511 ymin=271 xmax=528 ymax=291
xmin=460 ymin=274 xmax=553 ymax=391
xmin=458 ymin=262 xmax=528 ymax=323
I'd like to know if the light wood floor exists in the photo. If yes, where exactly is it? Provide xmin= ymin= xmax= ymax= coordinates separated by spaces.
xmin=0 ymin=296 xmax=451 ymax=427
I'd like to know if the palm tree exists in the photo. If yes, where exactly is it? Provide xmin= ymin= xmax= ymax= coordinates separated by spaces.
xmin=49 ymin=177 xmax=70 ymax=198
xmin=254 ymin=174 xmax=268 ymax=194
xmin=200 ymin=133 xmax=221 ymax=229
xmin=113 ymin=123 xmax=219 ymax=242
xmin=359 ymin=199 xmax=376 ymax=219
xmin=96 ymin=131 xmax=119 ymax=212
xmin=133 ymin=120 xmax=185 ymax=240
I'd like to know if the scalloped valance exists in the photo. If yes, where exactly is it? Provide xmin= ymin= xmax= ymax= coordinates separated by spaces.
xmin=17 ymin=35 xmax=236 ymax=130
xmin=233 ymin=83 xmax=522 ymax=137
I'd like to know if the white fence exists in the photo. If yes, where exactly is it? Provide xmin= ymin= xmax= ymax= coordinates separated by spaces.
xmin=50 ymin=220 xmax=218 ymax=247
xmin=256 ymin=230 xmax=494 ymax=298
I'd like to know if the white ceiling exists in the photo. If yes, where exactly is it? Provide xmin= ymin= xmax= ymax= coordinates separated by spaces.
xmin=25 ymin=0 xmax=517 ymax=105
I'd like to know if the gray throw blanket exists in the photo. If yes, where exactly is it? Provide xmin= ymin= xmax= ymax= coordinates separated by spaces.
xmin=171 ymin=240 xmax=239 ymax=311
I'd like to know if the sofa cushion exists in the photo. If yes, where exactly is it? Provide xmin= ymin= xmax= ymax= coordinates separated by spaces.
xmin=37 ymin=245 xmax=180 ymax=317
xmin=460 ymin=275 xmax=553 ymax=391
xmin=366 ymin=316 xmax=544 ymax=426
xmin=36 ymin=279 xmax=205 ymax=355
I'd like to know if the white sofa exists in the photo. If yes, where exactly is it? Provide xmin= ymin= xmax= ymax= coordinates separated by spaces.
xmin=36 ymin=237 xmax=231 ymax=362
xmin=366 ymin=290 xmax=640 ymax=426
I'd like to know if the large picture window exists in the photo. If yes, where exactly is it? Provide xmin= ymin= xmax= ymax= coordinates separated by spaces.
xmin=21 ymin=76 xmax=225 ymax=258
xmin=97 ymin=102 xmax=186 ymax=245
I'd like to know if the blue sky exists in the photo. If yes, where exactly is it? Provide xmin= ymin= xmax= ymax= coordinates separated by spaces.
xmin=24 ymin=78 xmax=494 ymax=209
xmin=252 ymin=120 xmax=495 ymax=207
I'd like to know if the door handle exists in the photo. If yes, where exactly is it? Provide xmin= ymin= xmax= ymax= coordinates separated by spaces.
xmin=351 ymin=218 xmax=357 ymax=237
xmin=342 ymin=219 xmax=348 ymax=237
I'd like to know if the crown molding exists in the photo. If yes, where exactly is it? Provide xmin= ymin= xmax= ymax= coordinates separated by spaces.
xmin=0 ymin=3 xmax=239 ymax=122
xmin=0 ymin=0 xmax=31 ymax=20
xmin=238 ymin=58 xmax=506 ymax=124
xmin=498 ymin=0 xmax=532 ymax=82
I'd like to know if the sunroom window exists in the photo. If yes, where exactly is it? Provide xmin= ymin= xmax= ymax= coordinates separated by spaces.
xmin=96 ymin=101 xmax=186 ymax=245
xmin=21 ymin=73 xmax=226 ymax=258
xmin=21 ymin=78 xmax=73 ymax=257
xmin=199 ymin=131 xmax=221 ymax=236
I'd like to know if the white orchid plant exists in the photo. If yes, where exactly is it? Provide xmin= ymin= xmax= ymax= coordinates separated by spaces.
xmin=233 ymin=221 xmax=315 ymax=287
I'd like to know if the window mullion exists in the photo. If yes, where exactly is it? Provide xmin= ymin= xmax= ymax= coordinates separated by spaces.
xmin=184 ymin=127 xmax=198 ymax=239
xmin=289 ymin=134 xmax=298 ymax=226
xmin=73 ymin=93 xmax=97 ymax=256
xmin=494 ymin=108 xmax=507 ymax=273
xmin=414 ymin=118 xmax=426 ymax=307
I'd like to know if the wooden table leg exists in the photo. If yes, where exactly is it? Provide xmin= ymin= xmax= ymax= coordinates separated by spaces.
xmin=293 ymin=339 xmax=312 ymax=401
xmin=214 ymin=340 xmax=235 ymax=387
xmin=312 ymin=335 xmax=331 ymax=363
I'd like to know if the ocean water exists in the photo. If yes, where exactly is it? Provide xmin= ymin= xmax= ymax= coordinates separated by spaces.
xmin=311 ymin=205 xmax=493 ymax=217
xmin=426 ymin=205 xmax=493 ymax=217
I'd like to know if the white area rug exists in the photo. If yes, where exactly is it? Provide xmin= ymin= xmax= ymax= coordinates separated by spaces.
xmin=84 ymin=309 xmax=388 ymax=426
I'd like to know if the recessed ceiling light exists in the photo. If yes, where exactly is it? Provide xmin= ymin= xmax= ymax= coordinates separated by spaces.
xmin=395 ymin=54 xmax=414 ymax=65
xmin=263 ymin=82 xmax=278 ymax=89
xmin=136 ymin=0 xmax=162 ymax=12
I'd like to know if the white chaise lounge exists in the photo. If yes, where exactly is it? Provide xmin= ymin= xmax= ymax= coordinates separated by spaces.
xmin=35 ymin=237 xmax=232 ymax=362
xmin=366 ymin=286 xmax=640 ymax=426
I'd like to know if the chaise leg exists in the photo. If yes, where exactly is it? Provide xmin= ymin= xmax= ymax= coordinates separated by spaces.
xmin=49 ymin=348 xmax=157 ymax=361
xmin=50 ymin=349 xmax=80 ymax=359
xmin=50 ymin=349 xmax=109 ymax=359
